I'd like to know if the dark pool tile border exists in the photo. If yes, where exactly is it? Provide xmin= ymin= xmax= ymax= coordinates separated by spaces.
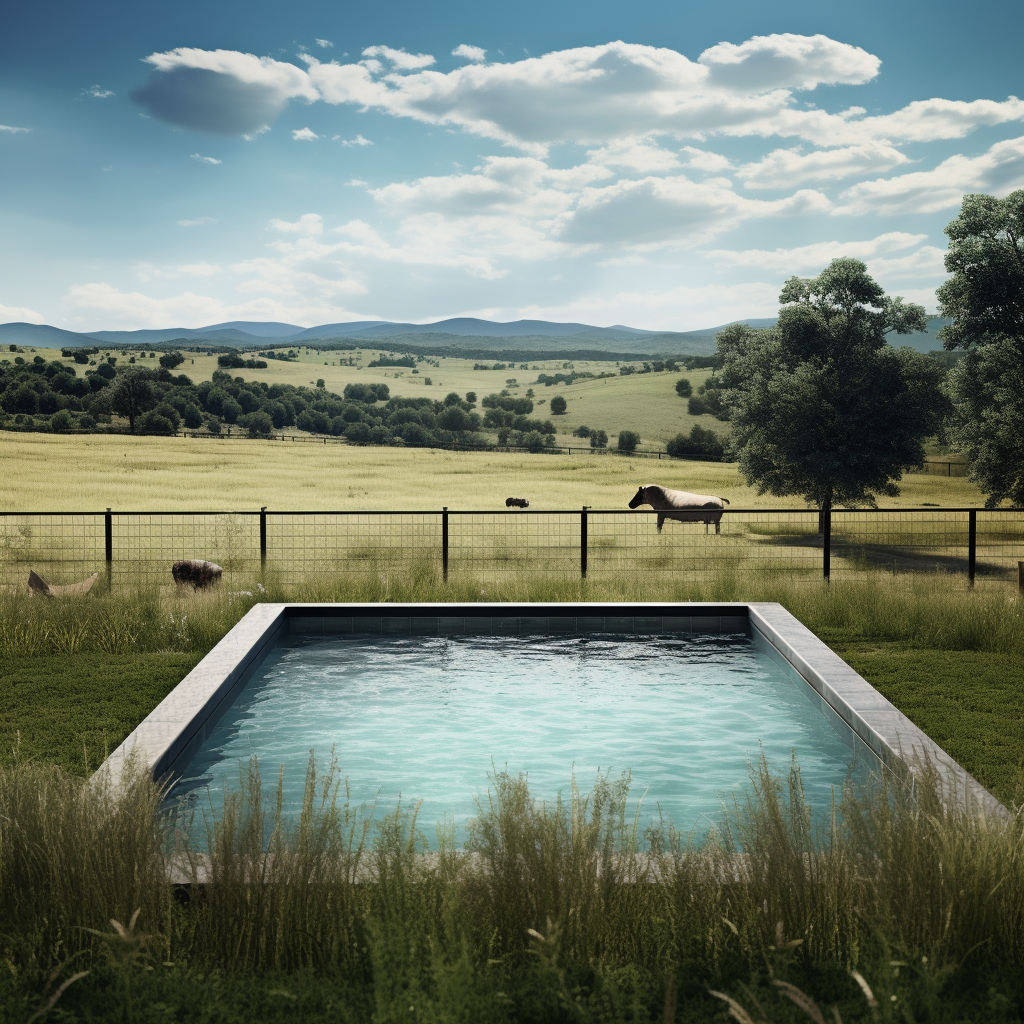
xmin=97 ymin=601 xmax=1004 ymax=818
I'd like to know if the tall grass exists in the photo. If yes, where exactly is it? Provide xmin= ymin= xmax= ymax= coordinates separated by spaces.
xmin=1 ymin=754 xmax=1022 ymax=1019
xmin=2 ymin=565 xmax=1020 ymax=659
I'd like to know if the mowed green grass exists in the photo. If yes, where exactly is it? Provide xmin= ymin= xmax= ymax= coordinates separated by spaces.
xmin=0 ymin=652 xmax=203 ymax=774
xmin=0 ymin=430 xmax=987 ymax=511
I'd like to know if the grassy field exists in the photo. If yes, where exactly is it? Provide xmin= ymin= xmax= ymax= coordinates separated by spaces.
xmin=0 ymin=429 xmax=988 ymax=511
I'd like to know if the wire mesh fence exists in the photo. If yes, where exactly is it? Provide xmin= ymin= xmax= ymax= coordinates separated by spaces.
xmin=1 ymin=507 xmax=1021 ymax=590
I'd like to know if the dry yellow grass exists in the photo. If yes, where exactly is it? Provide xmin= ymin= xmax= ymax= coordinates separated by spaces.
xmin=0 ymin=430 xmax=986 ymax=512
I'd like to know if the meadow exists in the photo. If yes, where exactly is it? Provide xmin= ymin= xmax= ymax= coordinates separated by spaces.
xmin=0 ymin=429 xmax=987 ymax=512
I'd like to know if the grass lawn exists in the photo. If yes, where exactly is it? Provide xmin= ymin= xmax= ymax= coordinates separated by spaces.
xmin=821 ymin=636 xmax=1024 ymax=804
xmin=0 ymin=651 xmax=203 ymax=774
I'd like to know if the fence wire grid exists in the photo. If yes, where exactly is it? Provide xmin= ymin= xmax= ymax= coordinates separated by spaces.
xmin=1 ymin=507 xmax=1021 ymax=591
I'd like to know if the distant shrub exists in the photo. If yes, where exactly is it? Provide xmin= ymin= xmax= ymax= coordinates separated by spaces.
xmin=666 ymin=424 xmax=726 ymax=460
xmin=159 ymin=352 xmax=185 ymax=370
xmin=675 ymin=377 xmax=693 ymax=398
xmin=550 ymin=395 xmax=567 ymax=415
xmin=617 ymin=430 xmax=640 ymax=453
xmin=589 ymin=429 xmax=608 ymax=449
xmin=49 ymin=409 xmax=74 ymax=432
xmin=573 ymin=425 xmax=592 ymax=438
xmin=137 ymin=410 xmax=175 ymax=434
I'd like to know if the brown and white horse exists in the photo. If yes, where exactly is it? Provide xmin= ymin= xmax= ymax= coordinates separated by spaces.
xmin=628 ymin=484 xmax=730 ymax=533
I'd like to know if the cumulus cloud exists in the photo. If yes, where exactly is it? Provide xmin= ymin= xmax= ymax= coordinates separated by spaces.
xmin=705 ymin=232 xmax=928 ymax=271
xmin=269 ymin=213 xmax=324 ymax=234
xmin=82 ymin=85 xmax=114 ymax=99
xmin=361 ymin=45 xmax=435 ymax=70
xmin=176 ymin=216 xmax=217 ymax=226
xmin=737 ymin=142 xmax=911 ymax=189
xmin=0 ymin=301 xmax=45 ymax=323
xmin=315 ymin=38 xmax=333 ymax=49
xmin=292 ymin=127 xmax=318 ymax=140
xmin=452 ymin=44 xmax=486 ymax=63
xmin=698 ymin=33 xmax=879 ymax=91
xmin=335 ymin=133 xmax=372 ymax=146
xmin=131 ymin=38 xmax=1024 ymax=154
xmin=585 ymin=138 xmax=682 ymax=173
xmin=0 ymin=124 xmax=31 ymax=133
xmin=132 ymin=48 xmax=318 ymax=134
xmin=835 ymin=135 xmax=1024 ymax=214
xmin=556 ymin=175 xmax=830 ymax=247
xmin=191 ymin=153 xmax=222 ymax=164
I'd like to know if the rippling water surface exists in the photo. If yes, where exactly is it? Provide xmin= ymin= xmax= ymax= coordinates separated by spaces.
xmin=169 ymin=633 xmax=876 ymax=845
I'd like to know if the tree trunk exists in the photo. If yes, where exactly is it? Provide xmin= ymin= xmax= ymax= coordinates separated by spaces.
xmin=817 ymin=491 xmax=832 ymax=535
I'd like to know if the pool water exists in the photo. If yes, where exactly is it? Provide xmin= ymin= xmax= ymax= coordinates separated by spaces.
xmin=168 ymin=633 xmax=877 ymax=845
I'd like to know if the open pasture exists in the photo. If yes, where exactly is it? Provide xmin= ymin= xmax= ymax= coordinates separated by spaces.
xmin=0 ymin=429 xmax=988 ymax=512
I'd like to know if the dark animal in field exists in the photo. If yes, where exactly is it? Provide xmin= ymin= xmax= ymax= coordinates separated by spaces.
xmin=628 ymin=485 xmax=730 ymax=534
xmin=505 ymin=497 xmax=530 ymax=508
xmin=172 ymin=559 xmax=223 ymax=589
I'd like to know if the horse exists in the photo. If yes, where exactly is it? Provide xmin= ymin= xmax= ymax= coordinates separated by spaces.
xmin=628 ymin=484 xmax=730 ymax=534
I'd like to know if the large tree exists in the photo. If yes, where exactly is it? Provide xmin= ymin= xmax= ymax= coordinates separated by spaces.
xmin=108 ymin=368 xmax=154 ymax=433
xmin=937 ymin=191 xmax=1024 ymax=506
xmin=719 ymin=258 xmax=949 ymax=525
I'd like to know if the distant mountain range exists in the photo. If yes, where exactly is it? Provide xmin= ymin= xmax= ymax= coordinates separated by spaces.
xmin=0 ymin=314 xmax=949 ymax=356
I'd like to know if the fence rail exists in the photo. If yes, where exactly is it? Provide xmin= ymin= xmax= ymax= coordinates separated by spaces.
xmin=2 ymin=507 xmax=1021 ymax=590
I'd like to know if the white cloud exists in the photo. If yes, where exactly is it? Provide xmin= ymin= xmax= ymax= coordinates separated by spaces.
xmin=0 ymin=124 xmax=31 ymax=133
xmin=361 ymin=45 xmax=435 ymax=71
xmin=315 ymin=39 xmax=333 ymax=49
xmin=585 ymin=138 xmax=681 ymax=173
xmin=346 ymin=178 xmax=368 ymax=186
xmin=835 ymin=135 xmax=1024 ymax=214
xmin=680 ymin=147 xmax=733 ymax=172
xmin=291 ymin=127 xmax=318 ymax=140
xmin=737 ymin=142 xmax=911 ymax=189
xmin=191 ymin=153 xmax=222 ymax=164
xmin=242 ymin=125 xmax=270 ymax=141
xmin=515 ymin=280 xmax=783 ymax=332
xmin=176 ymin=216 xmax=217 ymax=226
xmin=134 ymin=39 xmax=1024 ymax=153
xmin=867 ymin=246 xmax=947 ymax=280
xmin=82 ymin=85 xmax=114 ymax=99
xmin=133 ymin=47 xmax=318 ymax=134
xmin=705 ymin=232 xmax=928 ymax=271
xmin=0 ymin=301 xmax=45 ymax=323
xmin=62 ymin=281 xmax=348 ymax=329
xmin=335 ymin=133 xmax=372 ymax=146
xmin=556 ymin=175 xmax=831 ymax=247
xmin=269 ymin=213 xmax=324 ymax=235
xmin=452 ymin=44 xmax=486 ymax=63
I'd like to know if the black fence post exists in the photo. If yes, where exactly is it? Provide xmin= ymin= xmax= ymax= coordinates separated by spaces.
xmin=104 ymin=508 xmax=113 ymax=588
xmin=968 ymin=509 xmax=977 ymax=585
xmin=442 ymin=507 xmax=449 ymax=582
xmin=259 ymin=506 xmax=267 ymax=570
xmin=581 ymin=506 xmax=588 ymax=579
xmin=823 ymin=507 xmax=831 ymax=581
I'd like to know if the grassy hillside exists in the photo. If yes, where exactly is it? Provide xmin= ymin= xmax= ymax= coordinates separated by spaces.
xmin=10 ymin=343 xmax=720 ymax=447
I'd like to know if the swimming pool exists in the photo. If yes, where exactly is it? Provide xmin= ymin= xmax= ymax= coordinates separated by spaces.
xmin=102 ymin=603 xmax=1003 ymax=845
xmin=165 ymin=627 xmax=877 ymax=844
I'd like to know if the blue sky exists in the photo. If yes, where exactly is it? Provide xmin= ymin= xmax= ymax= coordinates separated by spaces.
xmin=2 ymin=0 xmax=1022 ymax=332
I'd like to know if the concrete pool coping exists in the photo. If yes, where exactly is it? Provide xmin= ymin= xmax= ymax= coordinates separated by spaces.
xmin=96 ymin=601 xmax=1005 ymax=818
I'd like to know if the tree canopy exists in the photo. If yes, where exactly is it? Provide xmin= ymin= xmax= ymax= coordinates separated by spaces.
xmin=719 ymin=258 xmax=948 ymax=517
xmin=937 ymin=191 xmax=1024 ymax=506
xmin=937 ymin=191 xmax=1024 ymax=355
